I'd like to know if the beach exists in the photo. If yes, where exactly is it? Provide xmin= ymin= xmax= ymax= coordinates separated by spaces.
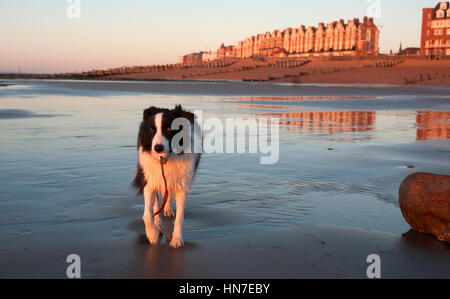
xmin=102 ymin=58 xmax=450 ymax=86
xmin=3 ymin=226 xmax=450 ymax=279
xmin=3 ymin=58 xmax=449 ymax=87
xmin=0 ymin=80 xmax=449 ymax=278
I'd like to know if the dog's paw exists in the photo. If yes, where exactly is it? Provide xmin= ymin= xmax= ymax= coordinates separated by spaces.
xmin=164 ymin=207 xmax=175 ymax=218
xmin=169 ymin=237 xmax=184 ymax=248
xmin=145 ymin=227 xmax=161 ymax=245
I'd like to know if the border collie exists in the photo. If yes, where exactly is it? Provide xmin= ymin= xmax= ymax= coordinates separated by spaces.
xmin=133 ymin=105 xmax=201 ymax=248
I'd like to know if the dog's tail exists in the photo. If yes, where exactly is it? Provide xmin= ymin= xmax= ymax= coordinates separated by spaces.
xmin=132 ymin=164 xmax=146 ymax=195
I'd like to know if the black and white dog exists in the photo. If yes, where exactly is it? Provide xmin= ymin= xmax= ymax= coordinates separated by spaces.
xmin=133 ymin=105 xmax=201 ymax=248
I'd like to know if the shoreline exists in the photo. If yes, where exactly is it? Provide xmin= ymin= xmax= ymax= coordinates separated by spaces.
xmin=3 ymin=78 xmax=450 ymax=99
xmin=4 ymin=76 xmax=450 ymax=87
xmin=3 ymin=74 xmax=450 ymax=87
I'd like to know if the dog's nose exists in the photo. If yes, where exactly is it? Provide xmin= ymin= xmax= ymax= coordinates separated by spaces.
xmin=154 ymin=144 xmax=164 ymax=153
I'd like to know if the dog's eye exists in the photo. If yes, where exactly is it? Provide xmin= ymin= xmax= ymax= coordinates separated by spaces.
xmin=150 ymin=125 xmax=156 ymax=133
xmin=166 ymin=127 xmax=172 ymax=133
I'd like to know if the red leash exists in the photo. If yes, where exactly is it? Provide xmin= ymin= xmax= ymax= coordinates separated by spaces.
xmin=152 ymin=158 xmax=169 ymax=218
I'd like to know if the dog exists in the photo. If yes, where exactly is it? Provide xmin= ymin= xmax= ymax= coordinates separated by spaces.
xmin=133 ymin=105 xmax=201 ymax=248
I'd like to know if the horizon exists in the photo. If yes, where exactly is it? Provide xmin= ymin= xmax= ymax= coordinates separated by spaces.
xmin=0 ymin=0 xmax=442 ymax=74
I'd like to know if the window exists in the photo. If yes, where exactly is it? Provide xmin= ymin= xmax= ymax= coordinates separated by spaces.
xmin=436 ymin=10 xmax=444 ymax=18
xmin=431 ymin=20 xmax=444 ymax=28
xmin=427 ymin=30 xmax=430 ymax=36
xmin=435 ymin=29 xmax=443 ymax=35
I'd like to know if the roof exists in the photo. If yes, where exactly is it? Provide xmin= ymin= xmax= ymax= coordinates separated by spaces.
xmin=220 ymin=16 xmax=376 ymax=52
xmin=434 ymin=1 xmax=449 ymax=10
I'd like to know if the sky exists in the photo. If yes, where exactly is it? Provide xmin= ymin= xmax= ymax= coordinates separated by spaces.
xmin=0 ymin=0 xmax=441 ymax=73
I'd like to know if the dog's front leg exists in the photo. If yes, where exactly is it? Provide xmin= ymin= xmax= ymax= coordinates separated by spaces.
xmin=170 ymin=191 xmax=186 ymax=248
xmin=143 ymin=186 xmax=160 ymax=245
xmin=164 ymin=194 xmax=175 ymax=218
xmin=153 ymin=194 xmax=164 ymax=233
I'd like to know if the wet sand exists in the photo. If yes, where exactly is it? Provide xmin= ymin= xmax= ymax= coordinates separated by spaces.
xmin=7 ymin=78 xmax=450 ymax=98
xmin=2 ymin=225 xmax=449 ymax=279
xmin=0 ymin=80 xmax=449 ymax=278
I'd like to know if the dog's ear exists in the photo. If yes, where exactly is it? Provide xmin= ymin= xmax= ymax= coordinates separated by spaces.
xmin=172 ymin=105 xmax=195 ymax=121
xmin=143 ymin=107 xmax=158 ymax=120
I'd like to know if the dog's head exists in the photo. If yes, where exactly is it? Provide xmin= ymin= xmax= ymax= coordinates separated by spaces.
xmin=138 ymin=105 xmax=195 ymax=162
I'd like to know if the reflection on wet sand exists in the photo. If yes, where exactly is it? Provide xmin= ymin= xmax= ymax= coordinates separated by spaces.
xmin=230 ymin=96 xmax=376 ymax=102
xmin=255 ymin=111 xmax=376 ymax=142
xmin=0 ymin=109 xmax=58 ymax=119
xmin=416 ymin=111 xmax=450 ymax=141
xmin=134 ymin=216 xmax=201 ymax=278
xmin=137 ymin=238 xmax=184 ymax=278
xmin=234 ymin=104 xmax=301 ymax=110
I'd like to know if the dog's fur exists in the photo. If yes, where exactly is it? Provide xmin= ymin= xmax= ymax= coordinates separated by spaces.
xmin=133 ymin=105 xmax=201 ymax=248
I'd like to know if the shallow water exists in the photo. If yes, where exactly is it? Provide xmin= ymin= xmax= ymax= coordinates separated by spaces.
xmin=0 ymin=80 xmax=449 ymax=260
